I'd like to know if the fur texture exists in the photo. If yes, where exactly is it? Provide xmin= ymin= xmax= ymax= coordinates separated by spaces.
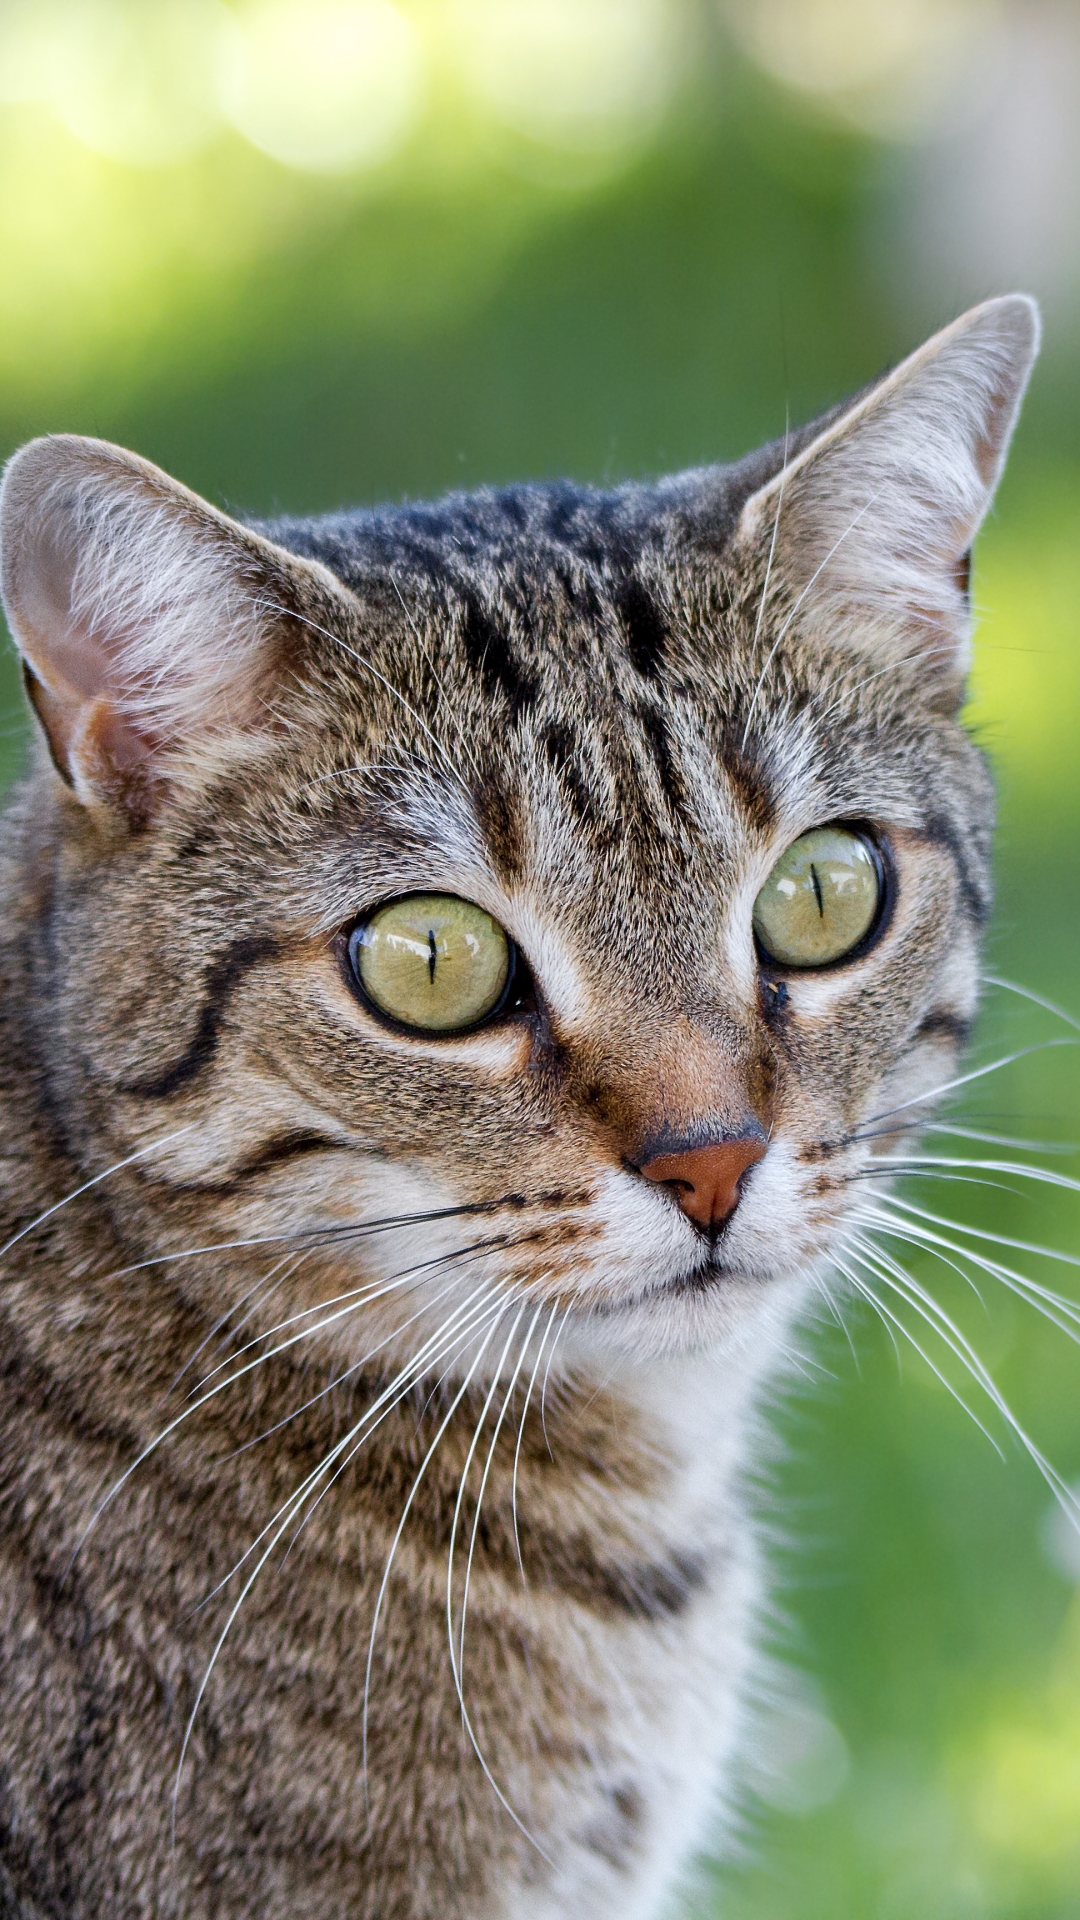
xmin=0 ymin=295 xmax=1038 ymax=1917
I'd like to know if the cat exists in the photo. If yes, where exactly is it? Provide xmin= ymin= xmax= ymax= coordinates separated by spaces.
xmin=0 ymin=293 xmax=1038 ymax=1919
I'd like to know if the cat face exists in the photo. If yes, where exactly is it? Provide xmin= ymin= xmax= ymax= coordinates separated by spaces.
xmin=0 ymin=297 xmax=1037 ymax=1369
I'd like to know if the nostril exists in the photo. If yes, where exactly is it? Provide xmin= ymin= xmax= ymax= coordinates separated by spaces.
xmin=638 ymin=1135 xmax=767 ymax=1231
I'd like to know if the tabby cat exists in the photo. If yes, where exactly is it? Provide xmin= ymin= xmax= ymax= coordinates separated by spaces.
xmin=0 ymin=294 xmax=1038 ymax=1918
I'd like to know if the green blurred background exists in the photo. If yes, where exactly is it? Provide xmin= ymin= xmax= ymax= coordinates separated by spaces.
xmin=1 ymin=2 xmax=1079 ymax=1912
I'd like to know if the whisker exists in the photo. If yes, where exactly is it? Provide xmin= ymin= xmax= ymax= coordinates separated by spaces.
xmin=110 ymin=1199 xmax=502 ymax=1283
xmin=191 ymin=1281 xmax=509 ymax=1612
xmin=863 ymin=1193 xmax=1080 ymax=1274
xmin=166 ymin=1298 xmax=506 ymax=1850
xmin=844 ymin=1164 xmax=1023 ymax=1197
xmin=0 ymin=1126 xmax=194 ymax=1266
xmin=923 ymin=1123 xmax=1077 ymax=1154
xmin=441 ymin=1306 xmax=554 ymax=1858
xmin=512 ymin=1303 xmax=559 ymax=1582
xmin=853 ymin=1203 xmax=1080 ymax=1344
xmin=449 ymin=1305 xmax=532 ymax=1698
xmin=71 ymin=1238 xmax=502 ymax=1571
xmin=165 ymin=1249 xmax=310 ymax=1402
xmin=219 ymin=1266 xmax=499 ymax=1462
xmin=185 ymin=1233 xmax=509 ymax=1401
xmin=540 ymin=1302 xmax=574 ymax=1459
xmin=810 ymin=1270 xmax=864 ymax=1373
xmin=982 ymin=973 xmax=1080 ymax=1035
xmin=835 ymin=1248 xmax=1000 ymax=1450
xmin=274 ymin=1289 xmax=516 ymax=1573
xmin=871 ymin=1154 xmax=1080 ymax=1196
xmin=861 ymin=1039 xmax=1080 ymax=1129
xmin=361 ymin=1312 xmax=510 ymax=1803
xmin=845 ymin=1232 xmax=1080 ymax=1529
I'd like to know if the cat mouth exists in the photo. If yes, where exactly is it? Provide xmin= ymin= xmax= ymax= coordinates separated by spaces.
xmin=672 ymin=1247 xmax=733 ymax=1293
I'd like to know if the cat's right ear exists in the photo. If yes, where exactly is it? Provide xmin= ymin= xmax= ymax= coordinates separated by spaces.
xmin=0 ymin=434 xmax=337 ymax=823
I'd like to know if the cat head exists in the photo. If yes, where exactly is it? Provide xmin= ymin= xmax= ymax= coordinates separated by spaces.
xmin=0 ymin=295 xmax=1038 ymax=1370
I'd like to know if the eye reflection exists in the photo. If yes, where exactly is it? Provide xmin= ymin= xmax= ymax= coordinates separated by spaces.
xmin=753 ymin=827 xmax=883 ymax=969
xmin=349 ymin=893 xmax=513 ymax=1033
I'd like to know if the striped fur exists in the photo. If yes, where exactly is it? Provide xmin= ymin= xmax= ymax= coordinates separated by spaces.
xmin=0 ymin=297 xmax=1037 ymax=1917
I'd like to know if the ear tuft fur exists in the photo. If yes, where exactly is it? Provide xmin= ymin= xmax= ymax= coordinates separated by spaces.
xmin=735 ymin=294 xmax=1041 ymax=704
xmin=0 ymin=435 xmax=306 ymax=815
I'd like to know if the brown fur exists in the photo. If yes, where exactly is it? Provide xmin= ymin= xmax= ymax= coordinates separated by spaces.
xmin=0 ymin=297 xmax=1038 ymax=1916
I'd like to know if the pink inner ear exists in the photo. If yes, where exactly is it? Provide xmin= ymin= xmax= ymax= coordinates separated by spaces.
xmin=79 ymin=696 xmax=158 ymax=771
xmin=8 ymin=502 xmax=166 ymax=792
xmin=13 ymin=508 xmax=116 ymax=703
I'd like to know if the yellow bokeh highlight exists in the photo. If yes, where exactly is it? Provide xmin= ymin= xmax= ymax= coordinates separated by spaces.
xmin=965 ymin=1591 xmax=1080 ymax=1888
xmin=222 ymin=0 xmax=425 ymax=172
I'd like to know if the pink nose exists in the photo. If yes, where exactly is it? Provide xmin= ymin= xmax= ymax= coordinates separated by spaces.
xmin=639 ymin=1137 xmax=767 ymax=1229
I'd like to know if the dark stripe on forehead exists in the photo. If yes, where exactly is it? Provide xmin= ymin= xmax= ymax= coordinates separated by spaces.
xmin=636 ymin=707 xmax=688 ymax=821
xmin=459 ymin=591 xmax=538 ymax=724
xmin=616 ymin=576 xmax=666 ymax=679
xmin=716 ymin=721 xmax=775 ymax=833
xmin=543 ymin=722 xmax=599 ymax=823
xmin=472 ymin=769 xmax=526 ymax=883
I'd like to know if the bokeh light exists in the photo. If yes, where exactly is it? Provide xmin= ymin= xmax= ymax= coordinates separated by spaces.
xmin=448 ymin=0 xmax=694 ymax=155
xmin=220 ymin=0 xmax=423 ymax=173
xmin=722 ymin=0 xmax=1007 ymax=138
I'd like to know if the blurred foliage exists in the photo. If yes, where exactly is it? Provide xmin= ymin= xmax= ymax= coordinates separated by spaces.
xmin=1 ymin=3 xmax=1079 ymax=1915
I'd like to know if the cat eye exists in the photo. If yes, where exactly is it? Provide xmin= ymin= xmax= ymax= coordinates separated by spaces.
xmin=347 ymin=893 xmax=514 ymax=1035
xmin=752 ymin=826 xmax=884 ymax=970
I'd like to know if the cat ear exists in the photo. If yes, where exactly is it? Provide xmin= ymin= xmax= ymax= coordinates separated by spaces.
xmin=732 ymin=294 xmax=1040 ymax=708
xmin=0 ymin=434 xmax=322 ymax=820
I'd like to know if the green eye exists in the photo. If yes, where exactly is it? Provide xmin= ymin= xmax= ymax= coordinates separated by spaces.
xmin=753 ymin=827 xmax=884 ymax=969
xmin=349 ymin=893 xmax=513 ymax=1034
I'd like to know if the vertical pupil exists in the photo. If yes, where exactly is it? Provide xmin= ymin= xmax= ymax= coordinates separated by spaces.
xmin=427 ymin=928 xmax=437 ymax=984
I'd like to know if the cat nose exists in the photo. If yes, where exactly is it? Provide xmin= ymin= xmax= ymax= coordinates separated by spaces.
xmin=638 ymin=1134 xmax=767 ymax=1230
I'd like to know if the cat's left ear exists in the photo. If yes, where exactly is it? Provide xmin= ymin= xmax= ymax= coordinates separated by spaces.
xmin=0 ymin=434 xmax=340 ymax=822
xmin=731 ymin=294 xmax=1040 ymax=710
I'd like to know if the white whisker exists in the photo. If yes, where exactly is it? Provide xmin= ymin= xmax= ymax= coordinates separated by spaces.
xmin=923 ymin=1122 xmax=1076 ymax=1154
xmin=361 ymin=1312 xmax=517 ymax=1811
xmin=512 ymin=1304 xmax=559 ymax=1582
xmin=73 ymin=1239 xmax=500 ymax=1569
xmin=450 ymin=1305 xmax=534 ymax=1688
xmin=540 ymin=1302 xmax=574 ymax=1459
xmin=165 ymin=1248 xmax=310 ymax=1402
xmin=863 ymin=1038 xmax=1080 ymax=1127
xmin=0 ymin=1126 xmax=194 ymax=1266
xmin=877 ymin=1154 xmax=1080 ymax=1196
xmin=982 ymin=973 xmax=1080 ymax=1034
xmin=193 ymin=1283 xmax=509 ymax=1614
xmin=835 ymin=1248 xmax=997 ymax=1445
xmin=864 ymin=1192 xmax=1080 ymax=1274
xmin=853 ymin=1203 xmax=1080 ymax=1343
xmin=844 ymin=1232 xmax=1080 ymax=1528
